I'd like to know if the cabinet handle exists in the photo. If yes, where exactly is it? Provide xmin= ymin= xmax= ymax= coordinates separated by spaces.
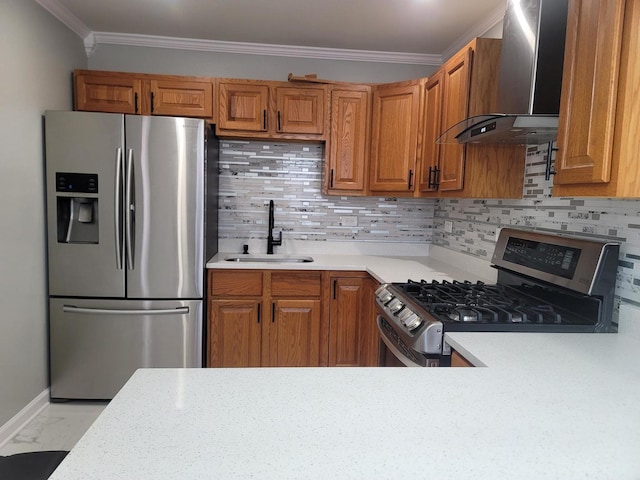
xmin=257 ymin=303 xmax=261 ymax=323
xmin=330 ymin=169 xmax=334 ymax=188
xmin=150 ymin=92 xmax=155 ymax=113
xmin=427 ymin=166 xmax=434 ymax=189
xmin=544 ymin=141 xmax=558 ymax=181
xmin=434 ymin=167 xmax=440 ymax=188
xmin=277 ymin=111 xmax=281 ymax=131
xmin=272 ymin=303 xmax=275 ymax=323
xmin=134 ymin=93 xmax=139 ymax=114
xmin=408 ymin=169 xmax=414 ymax=189
xmin=333 ymin=280 xmax=337 ymax=299
xmin=263 ymin=110 xmax=267 ymax=130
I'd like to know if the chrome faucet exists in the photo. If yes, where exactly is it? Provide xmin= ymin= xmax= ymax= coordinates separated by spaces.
xmin=267 ymin=200 xmax=282 ymax=254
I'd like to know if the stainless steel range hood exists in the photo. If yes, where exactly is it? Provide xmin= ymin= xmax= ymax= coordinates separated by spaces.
xmin=438 ymin=0 xmax=568 ymax=145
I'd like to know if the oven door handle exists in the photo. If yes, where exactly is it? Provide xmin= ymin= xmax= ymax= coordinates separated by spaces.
xmin=376 ymin=316 xmax=422 ymax=367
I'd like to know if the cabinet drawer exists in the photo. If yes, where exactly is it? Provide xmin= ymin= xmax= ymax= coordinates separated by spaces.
xmin=209 ymin=270 xmax=263 ymax=296
xmin=271 ymin=271 xmax=322 ymax=297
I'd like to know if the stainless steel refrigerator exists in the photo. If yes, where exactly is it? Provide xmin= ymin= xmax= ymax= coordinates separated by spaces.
xmin=44 ymin=111 xmax=216 ymax=400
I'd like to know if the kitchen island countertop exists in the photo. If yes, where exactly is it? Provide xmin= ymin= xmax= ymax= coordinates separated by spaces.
xmin=50 ymin=326 xmax=640 ymax=479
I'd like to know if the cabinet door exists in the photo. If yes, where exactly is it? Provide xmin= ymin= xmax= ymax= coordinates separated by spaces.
xmin=327 ymin=88 xmax=370 ymax=193
xmin=419 ymin=70 xmax=444 ymax=193
xmin=438 ymin=47 xmax=472 ymax=192
xmin=275 ymin=87 xmax=325 ymax=134
xmin=209 ymin=299 xmax=262 ymax=367
xmin=329 ymin=277 xmax=364 ymax=367
xmin=269 ymin=299 xmax=322 ymax=367
xmin=75 ymin=73 xmax=142 ymax=114
xmin=369 ymin=83 xmax=420 ymax=193
xmin=328 ymin=276 xmax=378 ymax=367
xmin=150 ymin=79 xmax=213 ymax=118
xmin=451 ymin=350 xmax=474 ymax=367
xmin=554 ymin=0 xmax=626 ymax=185
xmin=218 ymin=82 xmax=269 ymax=131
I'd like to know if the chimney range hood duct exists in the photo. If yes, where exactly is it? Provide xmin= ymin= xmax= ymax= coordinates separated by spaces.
xmin=437 ymin=0 xmax=568 ymax=145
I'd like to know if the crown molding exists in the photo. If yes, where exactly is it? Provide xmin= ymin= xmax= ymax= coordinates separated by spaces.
xmin=90 ymin=32 xmax=442 ymax=65
xmin=35 ymin=0 xmax=91 ymax=39
xmin=441 ymin=3 xmax=506 ymax=61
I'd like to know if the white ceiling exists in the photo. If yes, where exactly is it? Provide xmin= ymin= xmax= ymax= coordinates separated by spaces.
xmin=36 ymin=0 xmax=506 ymax=64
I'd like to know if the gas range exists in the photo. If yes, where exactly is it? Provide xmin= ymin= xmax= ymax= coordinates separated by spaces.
xmin=376 ymin=228 xmax=620 ymax=367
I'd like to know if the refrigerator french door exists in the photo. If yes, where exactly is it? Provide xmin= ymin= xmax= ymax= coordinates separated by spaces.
xmin=45 ymin=111 xmax=204 ymax=400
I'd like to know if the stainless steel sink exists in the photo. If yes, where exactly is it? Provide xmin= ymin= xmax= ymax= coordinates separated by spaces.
xmin=224 ymin=255 xmax=314 ymax=263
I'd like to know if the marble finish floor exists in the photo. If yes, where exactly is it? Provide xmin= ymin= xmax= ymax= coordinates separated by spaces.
xmin=0 ymin=402 xmax=107 ymax=456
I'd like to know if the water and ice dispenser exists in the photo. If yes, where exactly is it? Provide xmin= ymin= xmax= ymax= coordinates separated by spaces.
xmin=55 ymin=172 xmax=99 ymax=244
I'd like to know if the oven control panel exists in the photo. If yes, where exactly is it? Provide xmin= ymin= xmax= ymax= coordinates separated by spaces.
xmin=492 ymin=228 xmax=619 ymax=295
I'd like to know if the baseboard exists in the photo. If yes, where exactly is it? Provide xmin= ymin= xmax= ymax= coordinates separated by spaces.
xmin=0 ymin=389 xmax=49 ymax=449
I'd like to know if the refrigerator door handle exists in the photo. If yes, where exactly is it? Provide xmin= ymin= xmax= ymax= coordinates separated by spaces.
xmin=115 ymin=147 xmax=124 ymax=270
xmin=125 ymin=148 xmax=135 ymax=271
xmin=62 ymin=305 xmax=190 ymax=316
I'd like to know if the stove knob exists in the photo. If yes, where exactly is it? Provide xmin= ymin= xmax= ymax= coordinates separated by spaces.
xmin=396 ymin=308 xmax=413 ymax=323
xmin=387 ymin=298 xmax=404 ymax=313
xmin=380 ymin=292 xmax=393 ymax=304
xmin=404 ymin=313 xmax=423 ymax=330
xmin=375 ymin=286 xmax=394 ymax=304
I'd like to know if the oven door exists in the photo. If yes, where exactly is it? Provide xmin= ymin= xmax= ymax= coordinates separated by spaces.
xmin=376 ymin=315 xmax=441 ymax=367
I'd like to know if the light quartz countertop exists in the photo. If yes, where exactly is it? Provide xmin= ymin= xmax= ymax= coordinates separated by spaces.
xmin=49 ymin=250 xmax=640 ymax=478
xmin=206 ymin=248 xmax=497 ymax=285
xmin=50 ymin=329 xmax=640 ymax=479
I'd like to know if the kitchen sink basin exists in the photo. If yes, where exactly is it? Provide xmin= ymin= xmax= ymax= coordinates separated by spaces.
xmin=224 ymin=255 xmax=314 ymax=263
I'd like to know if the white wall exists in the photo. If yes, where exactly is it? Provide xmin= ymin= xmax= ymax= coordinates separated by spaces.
xmin=0 ymin=0 xmax=86 ymax=426
xmin=88 ymin=45 xmax=437 ymax=83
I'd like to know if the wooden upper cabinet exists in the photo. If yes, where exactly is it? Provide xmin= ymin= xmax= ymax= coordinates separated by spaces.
xmin=149 ymin=79 xmax=212 ymax=118
xmin=217 ymin=82 xmax=269 ymax=132
xmin=419 ymin=70 xmax=444 ymax=193
xmin=216 ymin=80 xmax=328 ymax=140
xmin=438 ymin=47 xmax=472 ymax=192
xmin=369 ymin=80 xmax=421 ymax=194
xmin=275 ymin=87 xmax=325 ymax=134
xmin=73 ymin=70 xmax=214 ymax=119
xmin=554 ymin=0 xmax=626 ymax=189
xmin=75 ymin=72 xmax=142 ymax=114
xmin=419 ymin=38 xmax=525 ymax=199
xmin=326 ymin=86 xmax=371 ymax=195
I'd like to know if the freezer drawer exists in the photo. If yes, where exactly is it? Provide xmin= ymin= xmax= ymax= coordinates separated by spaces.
xmin=49 ymin=298 xmax=202 ymax=400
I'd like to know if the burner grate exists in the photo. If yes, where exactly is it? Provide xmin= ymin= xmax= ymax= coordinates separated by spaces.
xmin=402 ymin=279 xmax=564 ymax=324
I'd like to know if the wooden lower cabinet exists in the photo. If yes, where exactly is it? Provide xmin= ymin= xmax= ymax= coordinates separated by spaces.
xmin=208 ymin=269 xmax=379 ymax=368
xmin=209 ymin=299 xmax=262 ymax=367
xmin=207 ymin=269 xmax=326 ymax=367
xmin=268 ymin=299 xmax=322 ymax=367
xmin=451 ymin=350 xmax=474 ymax=367
xmin=328 ymin=273 xmax=379 ymax=367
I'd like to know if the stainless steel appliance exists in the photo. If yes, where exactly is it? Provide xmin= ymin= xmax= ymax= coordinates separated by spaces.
xmin=438 ymin=0 xmax=569 ymax=145
xmin=376 ymin=228 xmax=619 ymax=367
xmin=44 ymin=111 xmax=217 ymax=400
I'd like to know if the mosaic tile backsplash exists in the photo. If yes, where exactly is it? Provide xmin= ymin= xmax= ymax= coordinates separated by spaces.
xmin=218 ymin=139 xmax=640 ymax=325
xmin=433 ymin=145 xmax=640 ymax=323
xmin=218 ymin=140 xmax=434 ymax=244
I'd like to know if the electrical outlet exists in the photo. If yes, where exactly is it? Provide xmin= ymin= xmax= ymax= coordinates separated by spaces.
xmin=341 ymin=216 xmax=358 ymax=227
xmin=444 ymin=220 xmax=453 ymax=233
